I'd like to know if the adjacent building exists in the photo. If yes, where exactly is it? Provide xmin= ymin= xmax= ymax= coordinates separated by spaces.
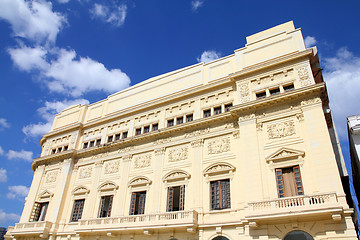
xmin=6 ymin=21 xmax=357 ymax=240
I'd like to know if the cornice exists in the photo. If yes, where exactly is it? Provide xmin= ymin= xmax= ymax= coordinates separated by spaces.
xmin=40 ymin=123 xmax=83 ymax=146
xmin=31 ymin=150 xmax=75 ymax=171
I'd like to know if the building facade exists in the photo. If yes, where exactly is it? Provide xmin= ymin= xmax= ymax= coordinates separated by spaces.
xmin=6 ymin=22 xmax=357 ymax=240
xmin=348 ymin=115 xmax=360 ymax=214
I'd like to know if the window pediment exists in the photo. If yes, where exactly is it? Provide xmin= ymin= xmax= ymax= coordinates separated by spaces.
xmin=266 ymin=147 xmax=305 ymax=162
xmin=203 ymin=162 xmax=235 ymax=176
xmin=72 ymin=185 xmax=90 ymax=195
xmin=98 ymin=181 xmax=118 ymax=192
xmin=163 ymin=170 xmax=190 ymax=182
xmin=38 ymin=190 xmax=53 ymax=200
xmin=128 ymin=176 xmax=152 ymax=187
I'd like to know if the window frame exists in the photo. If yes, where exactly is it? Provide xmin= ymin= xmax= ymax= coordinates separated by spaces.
xmin=70 ymin=199 xmax=85 ymax=222
xmin=210 ymin=179 xmax=231 ymax=210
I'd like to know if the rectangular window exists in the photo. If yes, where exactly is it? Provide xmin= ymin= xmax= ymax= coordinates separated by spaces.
xmin=63 ymin=145 xmax=68 ymax=151
xmin=95 ymin=139 xmax=101 ymax=146
xmin=186 ymin=114 xmax=193 ymax=122
xmin=167 ymin=186 xmax=185 ymax=212
xmin=89 ymin=140 xmax=95 ymax=147
xmin=144 ymin=126 xmax=150 ymax=133
xmin=214 ymin=106 xmax=222 ymax=115
xmin=99 ymin=195 xmax=113 ymax=218
xmin=122 ymin=132 xmax=128 ymax=139
xmin=256 ymin=91 xmax=266 ymax=99
xmin=284 ymin=84 xmax=295 ymax=92
xmin=129 ymin=191 xmax=146 ymax=215
xmin=115 ymin=133 xmax=121 ymax=141
xmin=31 ymin=202 xmax=49 ymax=222
xmin=276 ymin=166 xmax=304 ymax=198
xmin=83 ymin=142 xmax=88 ymax=149
xmin=57 ymin=147 xmax=62 ymax=153
xmin=152 ymin=124 xmax=158 ymax=131
xmin=107 ymin=136 xmax=113 ymax=143
xmin=176 ymin=117 xmax=183 ymax=125
xmin=71 ymin=199 xmax=85 ymax=222
xmin=51 ymin=149 xmax=56 ymax=154
xmin=210 ymin=179 xmax=230 ymax=210
xmin=204 ymin=109 xmax=211 ymax=118
xmin=225 ymin=103 xmax=233 ymax=112
xmin=270 ymin=88 xmax=280 ymax=96
xmin=167 ymin=119 xmax=174 ymax=127
xmin=135 ymin=128 xmax=142 ymax=136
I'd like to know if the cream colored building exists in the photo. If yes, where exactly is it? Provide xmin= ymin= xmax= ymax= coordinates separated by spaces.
xmin=6 ymin=21 xmax=357 ymax=240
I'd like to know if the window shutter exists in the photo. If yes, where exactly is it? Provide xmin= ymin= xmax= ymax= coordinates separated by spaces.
xmin=179 ymin=185 xmax=185 ymax=211
xmin=211 ymin=181 xmax=220 ymax=210
xmin=167 ymin=187 xmax=174 ymax=212
xmin=30 ymin=202 xmax=40 ymax=222
xmin=224 ymin=180 xmax=231 ymax=209
xmin=138 ymin=192 xmax=146 ymax=214
xmin=107 ymin=195 xmax=113 ymax=217
xmin=71 ymin=199 xmax=85 ymax=222
xmin=99 ymin=196 xmax=105 ymax=217
xmin=293 ymin=166 xmax=304 ymax=195
xmin=129 ymin=192 xmax=136 ymax=215
xmin=276 ymin=169 xmax=285 ymax=198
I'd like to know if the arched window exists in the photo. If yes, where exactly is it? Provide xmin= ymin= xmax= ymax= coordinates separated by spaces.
xmin=212 ymin=237 xmax=230 ymax=240
xmin=283 ymin=231 xmax=314 ymax=240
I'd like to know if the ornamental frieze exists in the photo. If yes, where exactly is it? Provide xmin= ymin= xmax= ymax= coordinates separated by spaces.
xmin=208 ymin=137 xmax=230 ymax=154
xmin=104 ymin=160 xmax=120 ymax=174
xmin=267 ymin=120 xmax=296 ymax=139
xmin=45 ymin=170 xmax=59 ymax=183
xmin=78 ymin=166 xmax=92 ymax=179
xmin=134 ymin=154 xmax=151 ymax=169
xmin=297 ymin=65 xmax=313 ymax=87
xmin=185 ymin=128 xmax=210 ymax=138
xmin=168 ymin=147 xmax=188 ymax=162
xmin=238 ymin=82 xmax=250 ymax=103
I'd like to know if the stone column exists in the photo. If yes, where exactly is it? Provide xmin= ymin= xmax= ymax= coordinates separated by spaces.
xmin=190 ymin=139 xmax=204 ymax=212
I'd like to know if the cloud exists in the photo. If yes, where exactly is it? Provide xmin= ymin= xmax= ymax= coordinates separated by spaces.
xmin=191 ymin=0 xmax=204 ymax=11
xmin=0 ymin=146 xmax=4 ymax=155
xmin=197 ymin=50 xmax=221 ymax=63
xmin=57 ymin=0 xmax=70 ymax=3
xmin=6 ymin=150 xmax=33 ymax=162
xmin=323 ymin=47 xmax=360 ymax=140
xmin=8 ymin=45 xmax=49 ymax=72
xmin=90 ymin=3 xmax=127 ymax=27
xmin=23 ymin=98 xmax=89 ymax=137
xmin=7 ymin=185 xmax=30 ymax=200
xmin=0 ymin=168 xmax=7 ymax=183
xmin=305 ymin=36 xmax=317 ymax=48
xmin=0 ymin=209 xmax=20 ymax=223
xmin=0 ymin=0 xmax=66 ymax=43
xmin=0 ymin=118 xmax=10 ymax=131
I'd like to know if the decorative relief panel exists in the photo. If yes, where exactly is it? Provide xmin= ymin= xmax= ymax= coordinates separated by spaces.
xmin=238 ymin=82 xmax=250 ymax=103
xmin=267 ymin=120 xmax=296 ymax=139
xmin=208 ymin=138 xmax=230 ymax=154
xmin=301 ymin=97 xmax=321 ymax=106
xmin=168 ymin=147 xmax=188 ymax=162
xmin=104 ymin=160 xmax=120 ymax=174
xmin=153 ymin=137 xmax=172 ymax=145
xmin=134 ymin=154 xmax=151 ymax=169
xmin=78 ymin=166 xmax=92 ymax=179
xmin=185 ymin=128 xmax=210 ymax=138
xmin=297 ymin=65 xmax=313 ymax=87
xmin=45 ymin=170 xmax=59 ymax=183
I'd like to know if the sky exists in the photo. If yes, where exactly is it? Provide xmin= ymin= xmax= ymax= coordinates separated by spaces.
xmin=0 ymin=0 xmax=360 ymax=228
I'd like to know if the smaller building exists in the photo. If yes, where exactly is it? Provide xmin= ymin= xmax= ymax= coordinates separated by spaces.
xmin=0 ymin=227 xmax=7 ymax=240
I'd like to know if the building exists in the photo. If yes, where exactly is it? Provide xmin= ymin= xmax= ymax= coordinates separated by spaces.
xmin=5 ymin=21 xmax=357 ymax=240
xmin=0 ymin=228 xmax=6 ymax=240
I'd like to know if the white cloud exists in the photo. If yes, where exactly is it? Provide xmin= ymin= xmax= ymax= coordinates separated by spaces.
xmin=197 ymin=50 xmax=221 ymax=63
xmin=7 ymin=185 xmax=30 ymax=200
xmin=0 ymin=168 xmax=7 ymax=183
xmin=0 ymin=118 xmax=10 ymax=130
xmin=90 ymin=3 xmax=127 ymax=27
xmin=0 ymin=209 xmax=20 ymax=223
xmin=23 ymin=98 xmax=89 ymax=138
xmin=191 ymin=0 xmax=204 ymax=11
xmin=57 ymin=0 xmax=70 ymax=3
xmin=304 ymin=36 xmax=317 ymax=48
xmin=6 ymin=150 xmax=33 ymax=162
xmin=323 ymin=47 xmax=360 ymax=140
xmin=0 ymin=146 xmax=4 ymax=155
xmin=0 ymin=0 xmax=66 ymax=43
xmin=8 ymin=45 xmax=49 ymax=72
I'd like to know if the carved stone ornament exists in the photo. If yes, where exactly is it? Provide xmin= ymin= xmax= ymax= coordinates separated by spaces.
xmin=266 ymin=147 xmax=305 ymax=162
xmin=163 ymin=170 xmax=190 ymax=182
xmin=154 ymin=147 xmax=166 ymax=155
xmin=203 ymin=162 xmax=236 ymax=175
xmin=256 ymin=122 xmax=263 ymax=131
xmin=301 ymin=97 xmax=321 ymax=106
xmin=232 ymin=130 xmax=240 ymax=139
xmin=191 ymin=139 xmax=204 ymax=148
xmin=128 ymin=176 xmax=152 ymax=187
xmin=134 ymin=154 xmax=151 ymax=169
xmin=92 ymin=151 xmax=109 ymax=160
xmin=297 ymin=65 xmax=313 ymax=87
xmin=238 ymin=114 xmax=255 ymax=121
xmin=38 ymin=190 xmax=53 ymax=200
xmin=72 ymin=186 xmax=90 ymax=195
xmin=104 ymin=160 xmax=120 ymax=174
xmin=45 ymin=170 xmax=59 ymax=183
xmin=185 ymin=128 xmax=210 ymax=138
xmin=118 ymin=146 xmax=135 ymax=153
xmin=98 ymin=181 xmax=118 ymax=192
xmin=296 ymin=113 xmax=305 ymax=121
xmin=208 ymin=138 xmax=230 ymax=154
xmin=168 ymin=147 xmax=188 ymax=162
xmin=153 ymin=137 xmax=172 ymax=145
xmin=79 ymin=165 xmax=92 ymax=179
xmin=267 ymin=120 xmax=296 ymax=139
xmin=238 ymin=82 xmax=250 ymax=103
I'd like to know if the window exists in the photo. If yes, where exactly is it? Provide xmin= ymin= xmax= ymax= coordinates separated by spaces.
xmin=284 ymin=231 xmax=314 ymax=240
xmin=210 ymin=179 xmax=230 ymax=210
xmin=71 ymin=199 xmax=85 ymax=222
xmin=107 ymin=135 xmax=113 ymax=143
xmin=51 ymin=149 xmax=56 ymax=154
xmin=95 ymin=139 xmax=101 ymax=146
xmin=276 ymin=166 xmax=304 ymax=198
xmin=284 ymin=84 xmax=295 ymax=92
xmin=57 ymin=147 xmax=62 ymax=153
xmin=129 ymin=191 xmax=146 ymax=215
xmin=31 ymin=202 xmax=49 ymax=222
xmin=214 ymin=106 xmax=222 ymax=115
xmin=167 ymin=119 xmax=174 ymax=127
xmin=270 ymin=88 xmax=280 ymax=96
xmin=186 ymin=114 xmax=193 ymax=122
xmin=89 ymin=140 xmax=95 ymax=147
xmin=256 ymin=91 xmax=266 ymax=99
xmin=99 ymin=195 xmax=113 ymax=218
xmin=83 ymin=142 xmax=88 ymax=149
xmin=63 ymin=145 xmax=68 ymax=151
xmin=122 ymin=132 xmax=128 ymax=139
xmin=152 ymin=124 xmax=158 ymax=131
xmin=225 ymin=103 xmax=233 ymax=112
xmin=115 ymin=133 xmax=121 ymax=141
xmin=176 ymin=117 xmax=183 ymax=125
xmin=167 ymin=186 xmax=185 ymax=212
xmin=204 ymin=109 xmax=211 ymax=118
xmin=144 ymin=126 xmax=150 ymax=133
xmin=135 ymin=128 xmax=142 ymax=136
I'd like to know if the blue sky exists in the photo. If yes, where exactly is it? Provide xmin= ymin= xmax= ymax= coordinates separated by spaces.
xmin=0 ymin=0 xmax=360 ymax=228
